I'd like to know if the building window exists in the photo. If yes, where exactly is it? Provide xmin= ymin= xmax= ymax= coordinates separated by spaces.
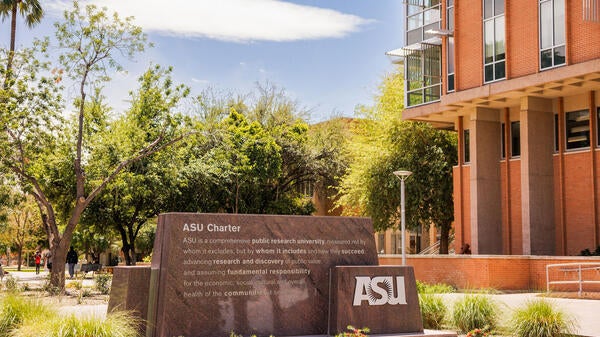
xmin=406 ymin=46 xmax=442 ymax=106
xmin=405 ymin=1 xmax=442 ymax=107
xmin=566 ymin=110 xmax=590 ymax=150
xmin=511 ymin=121 xmax=521 ymax=157
xmin=463 ymin=129 xmax=470 ymax=163
xmin=596 ymin=108 xmax=600 ymax=147
xmin=447 ymin=0 xmax=455 ymax=92
xmin=539 ymin=0 xmax=566 ymax=69
xmin=501 ymin=123 xmax=505 ymax=158
xmin=391 ymin=232 xmax=401 ymax=254
xmin=554 ymin=114 xmax=559 ymax=152
xmin=406 ymin=1 xmax=442 ymax=45
xmin=377 ymin=233 xmax=385 ymax=254
xmin=483 ymin=0 xmax=505 ymax=83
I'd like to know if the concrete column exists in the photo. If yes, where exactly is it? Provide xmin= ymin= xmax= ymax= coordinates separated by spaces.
xmin=520 ymin=97 xmax=555 ymax=255
xmin=469 ymin=108 xmax=503 ymax=254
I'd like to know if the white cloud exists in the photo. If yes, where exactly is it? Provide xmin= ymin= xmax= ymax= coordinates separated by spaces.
xmin=46 ymin=0 xmax=373 ymax=43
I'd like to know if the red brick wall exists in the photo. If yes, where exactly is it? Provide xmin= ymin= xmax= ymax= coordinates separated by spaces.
xmin=567 ymin=0 xmax=600 ymax=64
xmin=453 ymin=165 xmax=471 ymax=253
xmin=379 ymin=255 xmax=600 ymax=291
xmin=455 ymin=0 xmax=483 ymax=91
xmin=506 ymin=0 xmax=539 ymax=77
xmin=563 ymin=152 xmax=595 ymax=255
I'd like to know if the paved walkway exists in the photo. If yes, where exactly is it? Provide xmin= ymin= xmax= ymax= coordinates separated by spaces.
xmin=3 ymin=271 xmax=600 ymax=336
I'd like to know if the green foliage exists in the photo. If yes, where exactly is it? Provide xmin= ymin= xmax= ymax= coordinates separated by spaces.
xmin=0 ymin=294 xmax=55 ymax=336
xmin=13 ymin=310 xmax=143 ymax=337
xmin=416 ymin=280 xmax=456 ymax=294
xmin=94 ymin=273 xmax=112 ymax=295
xmin=335 ymin=325 xmax=370 ymax=337
xmin=510 ymin=300 xmax=577 ymax=337
xmin=419 ymin=294 xmax=448 ymax=330
xmin=2 ymin=274 xmax=20 ymax=293
xmin=337 ymin=69 xmax=457 ymax=252
xmin=451 ymin=294 xmax=500 ymax=333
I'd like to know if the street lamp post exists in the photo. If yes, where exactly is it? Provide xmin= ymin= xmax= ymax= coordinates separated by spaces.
xmin=393 ymin=170 xmax=412 ymax=265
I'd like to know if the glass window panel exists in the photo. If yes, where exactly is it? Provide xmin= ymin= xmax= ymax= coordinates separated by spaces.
xmin=540 ymin=1 xmax=553 ymax=49
xmin=554 ymin=114 xmax=559 ymax=152
xmin=494 ymin=0 xmax=505 ymax=15
xmin=501 ymin=123 xmax=506 ymax=159
xmin=408 ymin=92 xmax=424 ymax=106
xmin=485 ymin=64 xmax=494 ymax=82
xmin=464 ymin=129 xmax=470 ymax=163
xmin=484 ymin=0 xmax=493 ymax=18
xmin=447 ymin=0 xmax=453 ymax=6
xmin=484 ymin=20 xmax=495 ymax=63
xmin=566 ymin=110 xmax=590 ymax=150
xmin=447 ymin=7 xmax=454 ymax=30
xmin=495 ymin=16 xmax=505 ymax=60
xmin=554 ymin=45 xmax=566 ymax=66
xmin=554 ymin=0 xmax=565 ymax=44
xmin=541 ymin=49 xmax=553 ymax=69
xmin=407 ymin=29 xmax=423 ymax=45
xmin=447 ymin=38 xmax=455 ymax=73
xmin=408 ymin=14 xmax=422 ymax=30
xmin=424 ymin=8 xmax=441 ymax=25
xmin=447 ymin=74 xmax=455 ymax=92
xmin=495 ymin=61 xmax=506 ymax=79
xmin=408 ymin=4 xmax=421 ymax=15
xmin=511 ymin=121 xmax=520 ymax=157
xmin=425 ymin=85 xmax=441 ymax=102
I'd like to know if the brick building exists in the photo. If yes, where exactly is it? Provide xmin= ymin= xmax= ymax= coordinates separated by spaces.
xmin=389 ymin=0 xmax=600 ymax=255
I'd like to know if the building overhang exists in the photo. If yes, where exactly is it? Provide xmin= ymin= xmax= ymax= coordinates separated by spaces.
xmin=404 ymin=58 xmax=600 ymax=125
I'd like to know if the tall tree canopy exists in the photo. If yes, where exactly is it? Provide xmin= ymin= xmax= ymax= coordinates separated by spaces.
xmin=338 ymin=69 xmax=457 ymax=253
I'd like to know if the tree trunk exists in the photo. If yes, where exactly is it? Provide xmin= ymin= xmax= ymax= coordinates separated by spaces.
xmin=17 ymin=246 xmax=23 ymax=271
xmin=439 ymin=224 xmax=450 ymax=254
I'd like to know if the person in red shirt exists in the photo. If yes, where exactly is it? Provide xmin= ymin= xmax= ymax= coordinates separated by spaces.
xmin=34 ymin=251 xmax=42 ymax=274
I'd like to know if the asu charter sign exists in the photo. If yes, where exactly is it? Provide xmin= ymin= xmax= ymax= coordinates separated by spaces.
xmin=147 ymin=213 xmax=380 ymax=337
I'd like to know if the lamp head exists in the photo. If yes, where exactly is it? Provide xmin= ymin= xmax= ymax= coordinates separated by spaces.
xmin=393 ymin=170 xmax=413 ymax=179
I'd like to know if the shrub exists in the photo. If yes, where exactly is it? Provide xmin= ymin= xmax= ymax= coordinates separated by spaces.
xmin=335 ymin=325 xmax=370 ymax=337
xmin=419 ymin=293 xmax=447 ymax=329
xmin=510 ymin=299 xmax=577 ymax=337
xmin=451 ymin=294 xmax=499 ymax=333
xmin=3 ymin=274 xmax=20 ymax=293
xmin=0 ymin=294 xmax=56 ymax=336
xmin=95 ymin=273 xmax=112 ymax=295
xmin=13 ymin=310 xmax=143 ymax=337
xmin=416 ymin=281 xmax=455 ymax=294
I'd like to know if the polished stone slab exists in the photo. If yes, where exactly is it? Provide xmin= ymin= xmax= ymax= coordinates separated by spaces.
xmin=328 ymin=266 xmax=423 ymax=336
xmin=107 ymin=266 xmax=151 ymax=334
xmin=147 ymin=213 xmax=378 ymax=337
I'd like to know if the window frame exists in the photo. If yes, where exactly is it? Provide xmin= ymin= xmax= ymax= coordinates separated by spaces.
xmin=539 ymin=0 xmax=566 ymax=70
xmin=483 ymin=0 xmax=506 ymax=83
xmin=565 ymin=109 xmax=590 ymax=151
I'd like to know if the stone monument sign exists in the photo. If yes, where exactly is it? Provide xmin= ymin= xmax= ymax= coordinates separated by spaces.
xmin=146 ymin=213 xmax=378 ymax=337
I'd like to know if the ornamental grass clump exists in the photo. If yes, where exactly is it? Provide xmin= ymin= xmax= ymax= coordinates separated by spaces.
xmin=13 ymin=310 xmax=143 ymax=337
xmin=0 ymin=294 xmax=56 ymax=337
xmin=510 ymin=299 xmax=577 ymax=337
xmin=416 ymin=281 xmax=456 ymax=294
xmin=451 ymin=294 xmax=499 ymax=333
xmin=419 ymin=293 xmax=448 ymax=329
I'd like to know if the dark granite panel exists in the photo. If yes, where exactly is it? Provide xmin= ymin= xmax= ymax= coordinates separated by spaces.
xmin=328 ymin=266 xmax=423 ymax=335
xmin=148 ymin=213 xmax=378 ymax=337
xmin=107 ymin=266 xmax=151 ymax=334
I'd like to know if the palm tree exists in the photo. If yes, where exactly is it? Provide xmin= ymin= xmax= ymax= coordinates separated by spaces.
xmin=0 ymin=0 xmax=43 ymax=86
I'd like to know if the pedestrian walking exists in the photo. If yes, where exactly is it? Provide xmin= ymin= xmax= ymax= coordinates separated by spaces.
xmin=34 ymin=251 xmax=42 ymax=274
xmin=66 ymin=246 xmax=78 ymax=279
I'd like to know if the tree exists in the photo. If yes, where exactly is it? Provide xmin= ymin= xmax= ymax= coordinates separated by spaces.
xmin=0 ymin=0 xmax=43 ymax=87
xmin=1 ymin=2 xmax=191 ymax=289
xmin=338 ymin=70 xmax=457 ymax=253
xmin=1 ymin=193 xmax=45 ymax=270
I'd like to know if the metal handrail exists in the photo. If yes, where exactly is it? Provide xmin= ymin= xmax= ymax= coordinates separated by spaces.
xmin=546 ymin=262 xmax=600 ymax=296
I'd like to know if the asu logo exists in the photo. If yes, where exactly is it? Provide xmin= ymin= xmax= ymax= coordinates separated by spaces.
xmin=352 ymin=276 xmax=407 ymax=306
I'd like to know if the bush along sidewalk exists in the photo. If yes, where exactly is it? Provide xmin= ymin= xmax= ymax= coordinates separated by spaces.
xmin=510 ymin=299 xmax=577 ymax=337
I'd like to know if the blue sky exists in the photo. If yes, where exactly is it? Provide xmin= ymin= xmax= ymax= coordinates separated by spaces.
xmin=1 ymin=0 xmax=404 ymax=123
